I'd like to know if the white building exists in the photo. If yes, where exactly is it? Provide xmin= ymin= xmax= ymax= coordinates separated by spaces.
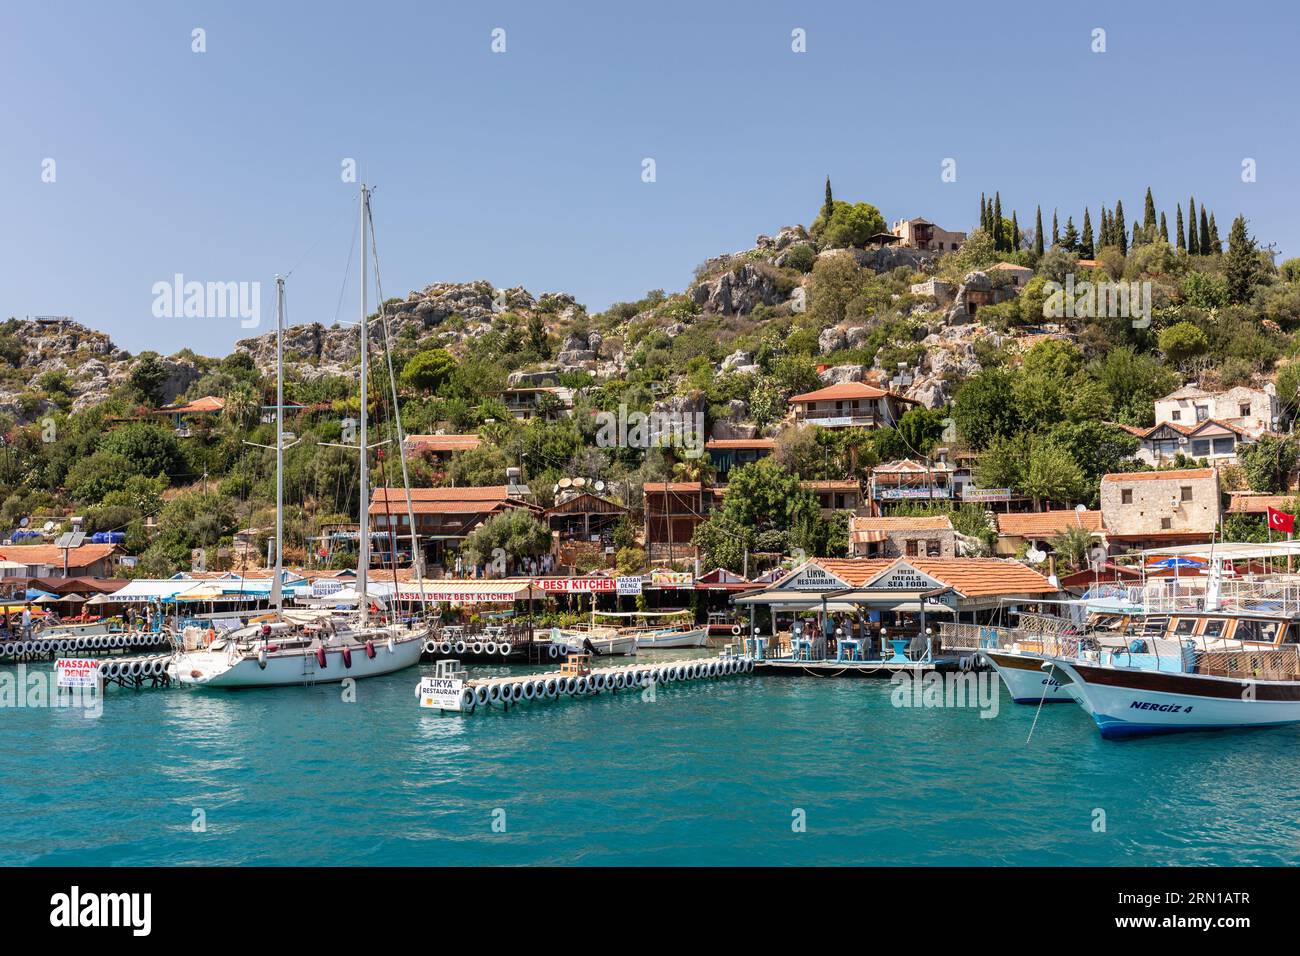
xmin=1153 ymin=384 xmax=1277 ymax=439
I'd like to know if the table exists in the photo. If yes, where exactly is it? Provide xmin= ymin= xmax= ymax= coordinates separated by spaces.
xmin=887 ymin=639 xmax=910 ymax=663
xmin=837 ymin=638 xmax=862 ymax=662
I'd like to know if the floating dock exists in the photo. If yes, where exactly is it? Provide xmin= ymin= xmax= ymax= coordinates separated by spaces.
xmin=94 ymin=654 xmax=175 ymax=689
xmin=1 ymin=632 xmax=171 ymax=662
xmin=421 ymin=653 xmax=755 ymax=714
xmin=754 ymin=656 xmax=979 ymax=678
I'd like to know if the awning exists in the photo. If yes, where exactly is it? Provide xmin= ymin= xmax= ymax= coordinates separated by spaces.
xmin=393 ymin=579 xmax=546 ymax=602
xmin=824 ymin=586 xmax=955 ymax=613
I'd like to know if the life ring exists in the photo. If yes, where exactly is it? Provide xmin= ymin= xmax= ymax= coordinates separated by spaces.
xmin=731 ymin=625 xmax=742 ymax=636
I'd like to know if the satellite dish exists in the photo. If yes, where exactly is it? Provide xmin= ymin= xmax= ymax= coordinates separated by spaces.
xmin=1075 ymin=503 xmax=1087 ymax=513
xmin=42 ymin=521 xmax=55 ymax=533
xmin=558 ymin=477 xmax=573 ymax=489
xmin=18 ymin=517 xmax=28 ymax=528
xmin=573 ymin=477 xmax=587 ymax=488
xmin=552 ymin=483 xmax=560 ymax=494
xmin=1025 ymin=548 xmax=1046 ymax=565
xmin=594 ymin=480 xmax=606 ymax=492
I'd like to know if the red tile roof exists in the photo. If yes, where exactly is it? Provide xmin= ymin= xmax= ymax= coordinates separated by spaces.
xmin=788 ymin=381 xmax=893 ymax=403
xmin=995 ymin=510 xmax=1105 ymax=538
xmin=152 ymin=395 xmax=225 ymax=415
xmin=643 ymin=482 xmax=703 ymax=493
xmin=705 ymin=438 xmax=777 ymax=450
xmin=1102 ymin=468 xmax=1217 ymax=482
xmin=0 ymin=543 xmax=122 ymax=571
xmin=404 ymin=434 xmax=482 ymax=453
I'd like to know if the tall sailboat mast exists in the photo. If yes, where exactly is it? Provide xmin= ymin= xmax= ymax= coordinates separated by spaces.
xmin=272 ymin=275 xmax=286 ymax=614
xmin=357 ymin=184 xmax=370 ymax=625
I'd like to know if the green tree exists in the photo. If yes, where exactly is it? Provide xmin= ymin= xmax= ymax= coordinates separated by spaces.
xmin=1033 ymin=206 xmax=1044 ymax=257
xmin=1157 ymin=321 xmax=1209 ymax=363
xmin=1080 ymin=209 xmax=1094 ymax=258
xmin=1114 ymin=200 xmax=1127 ymax=255
xmin=128 ymin=354 xmax=170 ymax=405
xmin=1021 ymin=441 xmax=1088 ymax=510
xmin=1224 ymin=214 xmax=1260 ymax=304
xmin=400 ymin=348 xmax=458 ymax=394
xmin=1199 ymin=205 xmax=1211 ymax=255
xmin=1239 ymin=436 xmax=1298 ymax=493
xmin=101 ymin=422 xmax=187 ymax=482
xmin=812 ymin=200 xmax=887 ymax=249
xmin=1175 ymin=204 xmax=1186 ymax=251
xmin=460 ymin=508 xmax=552 ymax=568
xmin=953 ymin=367 xmax=1020 ymax=449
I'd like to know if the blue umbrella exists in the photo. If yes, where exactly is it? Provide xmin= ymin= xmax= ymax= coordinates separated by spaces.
xmin=1148 ymin=557 xmax=1206 ymax=570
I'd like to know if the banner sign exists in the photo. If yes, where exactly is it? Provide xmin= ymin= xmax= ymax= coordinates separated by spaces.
xmin=616 ymin=576 xmax=643 ymax=595
xmin=780 ymin=565 xmax=848 ymax=592
xmin=650 ymin=571 xmax=693 ymax=587
xmin=311 ymin=580 xmax=345 ymax=598
xmin=875 ymin=486 xmax=952 ymax=500
xmin=538 ymin=577 xmax=617 ymax=593
xmin=418 ymin=676 xmax=464 ymax=711
xmin=961 ymin=487 xmax=1012 ymax=502
xmin=55 ymin=659 xmax=101 ymax=688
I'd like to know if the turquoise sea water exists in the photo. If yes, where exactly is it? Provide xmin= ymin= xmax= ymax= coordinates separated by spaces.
xmin=4 ymin=651 xmax=1300 ymax=866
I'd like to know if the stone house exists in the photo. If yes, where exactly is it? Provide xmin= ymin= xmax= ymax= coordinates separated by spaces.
xmin=1099 ymin=468 xmax=1221 ymax=548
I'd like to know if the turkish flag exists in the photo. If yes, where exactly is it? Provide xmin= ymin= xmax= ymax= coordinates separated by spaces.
xmin=1267 ymin=507 xmax=1295 ymax=533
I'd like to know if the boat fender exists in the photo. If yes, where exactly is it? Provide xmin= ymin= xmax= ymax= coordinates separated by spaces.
xmin=521 ymin=680 xmax=535 ymax=701
xmin=499 ymin=643 xmax=511 ymax=657
xmin=484 ymin=641 xmax=498 ymax=655
xmin=548 ymin=644 xmax=559 ymax=659
xmin=731 ymin=625 xmax=742 ymax=636
xmin=439 ymin=641 xmax=452 ymax=655
xmin=576 ymin=676 xmax=589 ymax=695
xmin=474 ymin=685 xmax=490 ymax=706
xmin=257 ymin=648 xmax=268 ymax=670
xmin=424 ymin=640 xmax=437 ymax=655
xmin=366 ymin=640 xmax=376 ymax=660
xmin=454 ymin=641 xmax=467 ymax=656
xmin=342 ymin=646 xmax=352 ymax=669
xmin=544 ymin=678 xmax=558 ymax=698
xmin=315 ymin=647 xmax=327 ymax=669
xmin=510 ymin=682 xmax=524 ymax=702
xmin=387 ymin=637 xmax=395 ymax=654
xmin=487 ymin=683 xmax=502 ymax=703
xmin=470 ymin=642 xmax=483 ymax=656
xmin=459 ymin=687 xmax=476 ymax=710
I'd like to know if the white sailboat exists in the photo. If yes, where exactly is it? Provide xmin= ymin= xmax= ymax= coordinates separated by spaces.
xmin=169 ymin=185 xmax=427 ymax=688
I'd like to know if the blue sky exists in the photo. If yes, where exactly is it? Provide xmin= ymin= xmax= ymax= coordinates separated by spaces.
xmin=2 ymin=0 xmax=1298 ymax=356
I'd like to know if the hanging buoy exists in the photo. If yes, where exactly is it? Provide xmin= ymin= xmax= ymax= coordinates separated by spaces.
xmin=365 ymin=640 xmax=376 ymax=659
xmin=387 ymin=637 xmax=395 ymax=654
xmin=342 ymin=646 xmax=352 ymax=669
xmin=257 ymin=648 xmax=268 ymax=670
xmin=315 ymin=647 xmax=327 ymax=669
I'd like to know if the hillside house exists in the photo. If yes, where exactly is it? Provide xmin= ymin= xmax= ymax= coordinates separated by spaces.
xmin=787 ymin=382 xmax=916 ymax=430
xmin=1099 ymin=468 xmax=1221 ymax=549
xmin=1154 ymin=384 xmax=1277 ymax=439
xmin=891 ymin=217 xmax=967 ymax=252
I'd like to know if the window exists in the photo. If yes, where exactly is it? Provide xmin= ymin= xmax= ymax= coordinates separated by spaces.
xmin=1172 ymin=410 xmax=1181 ymax=421
xmin=1195 ymin=405 xmax=1209 ymax=421
xmin=1240 ymin=403 xmax=1252 ymax=416
xmin=1160 ymin=517 xmax=1172 ymax=530
xmin=1121 ymin=489 xmax=1133 ymax=504
xmin=926 ymin=538 xmax=941 ymax=557
xmin=905 ymin=539 xmax=919 ymax=557
xmin=1213 ymin=437 xmax=1235 ymax=455
xmin=1202 ymin=620 xmax=1226 ymax=639
xmin=1180 ymin=486 xmax=1193 ymax=502
xmin=1192 ymin=439 xmax=1211 ymax=456
xmin=1174 ymin=619 xmax=1197 ymax=636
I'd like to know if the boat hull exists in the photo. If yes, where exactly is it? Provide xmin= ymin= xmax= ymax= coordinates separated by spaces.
xmin=635 ymin=627 xmax=709 ymax=649
xmin=980 ymin=649 xmax=1074 ymax=704
xmin=1046 ymin=658 xmax=1300 ymax=739
xmin=169 ymin=629 xmax=425 ymax=688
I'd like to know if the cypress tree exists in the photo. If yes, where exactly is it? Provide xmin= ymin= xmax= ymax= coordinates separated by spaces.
xmin=1132 ymin=221 xmax=1142 ymax=248
xmin=1033 ymin=206 xmax=1044 ymax=256
xmin=1103 ymin=206 xmax=1113 ymax=248
xmin=1187 ymin=197 xmax=1198 ymax=256
xmin=1061 ymin=216 xmax=1079 ymax=252
xmin=993 ymin=192 xmax=1004 ymax=250
xmin=1160 ymin=211 xmax=1169 ymax=244
xmin=1199 ymin=205 xmax=1210 ymax=255
xmin=1081 ymin=209 xmax=1094 ymax=258
xmin=1114 ymin=200 xmax=1127 ymax=255
xmin=1209 ymin=212 xmax=1222 ymax=253
xmin=1143 ymin=187 xmax=1157 ymax=235
xmin=1224 ymin=214 xmax=1258 ymax=303
xmin=1175 ymin=204 xmax=1186 ymax=251
xmin=822 ymin=177 xmax=834 ymax=225
xmin=1052 ymin=209 xmax=1060 ymax=247
xmin=1010 ymin=211 xmax=1020 ymax=251
xmin=980 ymin=193 xmax=988 ymax=232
